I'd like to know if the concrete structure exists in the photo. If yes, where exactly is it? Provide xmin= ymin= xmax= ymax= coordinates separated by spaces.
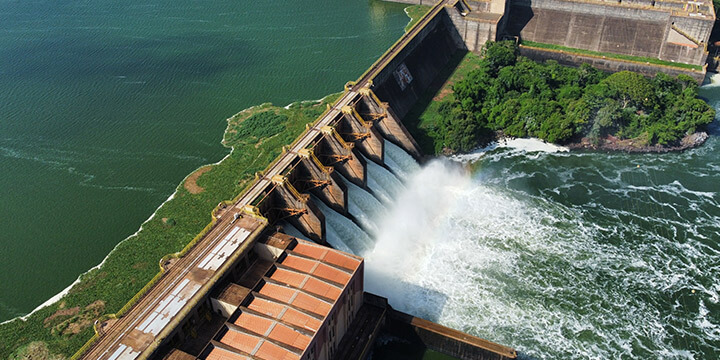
xmin=392 ymin=0 xmax=713 ymax=80
xmin=195 ymin=234 xmax=364 ymax=360
xmin=150 ymin=232 xmax=515 ymax=360
xmin=506 ymin=0 xmax=714 ymax=66
xmin=78 ymin=2 xmax=475 ymax=358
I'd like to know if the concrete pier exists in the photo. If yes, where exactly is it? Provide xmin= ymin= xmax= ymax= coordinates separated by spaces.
xmin=338 ymin=106 xmax=385 ymax=164
xmin=316 ymin=126 xmax=367 ymax=188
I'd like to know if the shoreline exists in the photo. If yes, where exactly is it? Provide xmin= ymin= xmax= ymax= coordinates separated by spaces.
xmin=1 ymin=129 xmax=238 ymax=327
xmin=446 ymin=131 xmax=711 ymax=164
xmin=566 ymin=131 xmax=709 ymax=153
xmin=0 ymin=92 xmax=338 ymax=326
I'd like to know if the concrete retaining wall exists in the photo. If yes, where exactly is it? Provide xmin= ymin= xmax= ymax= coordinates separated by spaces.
xmin=518 ymin=45 xmax=707 ymax=83
xmin=506 ymin=0 xmax=713 ymax=65
xmin=383 ymin=310 xmax=517 ymax=360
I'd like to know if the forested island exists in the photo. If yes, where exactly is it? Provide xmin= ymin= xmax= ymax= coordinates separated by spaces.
xmin=423 ymin=41 xmax=716 ymax=154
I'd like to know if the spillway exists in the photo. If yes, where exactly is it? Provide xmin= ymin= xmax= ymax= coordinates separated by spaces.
xmin=338 ymin=173 xmax=388 ymax=235
xmin=309 ymin=194 xmax=374 ymax=255
xmin=364 ymin=153 xmax=405 ymax=204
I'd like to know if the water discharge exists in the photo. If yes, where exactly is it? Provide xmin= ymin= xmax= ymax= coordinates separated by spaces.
xmin=364 ymin=152 xmax=405 ymax=203
xmin=316 ymin=135 xmax=720 ymax=359
xmin=383 ymin=140 xmax=421 ymax=178
xmin=309 ymin=195 xmax=373 ymax=255
xmin=338 ymin=173 xmax=388 ymax=235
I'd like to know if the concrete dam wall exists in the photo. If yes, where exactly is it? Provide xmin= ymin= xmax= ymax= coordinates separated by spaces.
xmin=371 ymin=8 xmax=465 ymax=120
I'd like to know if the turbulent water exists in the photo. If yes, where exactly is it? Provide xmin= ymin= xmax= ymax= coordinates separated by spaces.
xmin=0 ymin=0 xmax=410 ymax=321
xmin=323 ymin=131 xmax=720 ymax=359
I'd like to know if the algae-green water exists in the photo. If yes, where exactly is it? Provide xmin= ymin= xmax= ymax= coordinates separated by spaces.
xmin=0 ymin=0 xmax=410 ymax=322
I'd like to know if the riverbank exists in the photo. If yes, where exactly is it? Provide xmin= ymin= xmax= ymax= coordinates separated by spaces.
xmin=567 ymin=131 xmax=709 ymax=152
xmin=402 ymin=44 xmax=715 ymax=156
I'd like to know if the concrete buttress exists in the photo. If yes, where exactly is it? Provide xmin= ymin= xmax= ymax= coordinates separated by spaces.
xmin=359 ymin=88 xmax=423 ymax=159
xmin=268 ymin=175 xmax=326 ymax=245
xmin=294 ymin=148 xmax=349 ymax=216
xmin=338 ymin=106 xmax=385 ymax=164
xmin=315 ymin=126 xmax=367 ymax=188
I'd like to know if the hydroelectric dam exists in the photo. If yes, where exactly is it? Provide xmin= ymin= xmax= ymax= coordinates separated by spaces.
xmin=77 ymin=1 xmax=520 ymax=359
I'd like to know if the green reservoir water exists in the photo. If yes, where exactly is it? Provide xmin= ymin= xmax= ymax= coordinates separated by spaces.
xmin=0 ymin=0 xmax=410 ymax=321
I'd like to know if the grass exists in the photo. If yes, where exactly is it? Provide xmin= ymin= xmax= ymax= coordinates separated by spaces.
xmin=0 ymin=93 xmax=341 ymax=359
xmin=521 ymin=40 xmax=704 ymax=71
xmin=404 ymin=5 xmax=432 ymax=32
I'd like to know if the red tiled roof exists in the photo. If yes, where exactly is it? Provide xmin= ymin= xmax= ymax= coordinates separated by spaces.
xmin=293 ymin=242 xmax=361 ymax=271
xmin=259 ymin=282 xmax=295 ymax=303
xmin=205 ymin=347 xmax=249 ymax=360
xmin=255 ymin=341 xmax=299 ymax=360
xmin=280 ymin=308 xmax=322 ymax=332
xmin=292 ymin=242 xmax=326 ymax=259
xmin=247 ymin=297 xmax=284 ymax=318
xmin=302 ymin=277 xmax=341 ymax=300
xmin=313 ymin=263 xmax=351 ymax=284
xmin=208 ymin=237 xmax=363 ymax=360
xmin=234 ymin=312 xmax=273 ymax=336
xmin=280 ymin=255 xmax=316 ymax=273
xmin=292 ymin=292 xmax=331 ymax=317
xmin=322 ymin=249 xmax=361 ymax=271
xmin=268 ymin=323 xmax=311 ymax=350
xmin=270 ymin=268 xmax=306 ymax=288
xmin=219 ymin=329 xmax=260 ymax=354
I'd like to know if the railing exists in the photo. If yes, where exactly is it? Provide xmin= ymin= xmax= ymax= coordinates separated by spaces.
xmin=70 ymin=200 xmax=227 ymax=359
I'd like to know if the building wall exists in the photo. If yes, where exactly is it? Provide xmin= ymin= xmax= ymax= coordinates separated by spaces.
xmin=301 ymin=261 xmax=364 ymax=360
xmin=446 ymin=10 xmax=500 ymax=52
xmin=506 ymin=0 xmax=713 ymax=65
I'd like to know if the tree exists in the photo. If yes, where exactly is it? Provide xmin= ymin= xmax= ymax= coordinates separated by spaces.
xmin=430 ymin=42 xmax=714 ymax=153
xmin=482 ymin=40 xmax=517 ymax=73
xmin=602 ymin=71 xmax=656 ymax=109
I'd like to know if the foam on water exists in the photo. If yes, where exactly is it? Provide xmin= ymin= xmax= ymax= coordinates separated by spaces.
xmin=450 ymin=138 xmax=569 ymax=163
xmin=349 ymin=139 xmax=720 ymax=358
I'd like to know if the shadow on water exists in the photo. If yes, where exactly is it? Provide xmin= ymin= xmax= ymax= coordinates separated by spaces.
xmin=400 ymin=49 xmax=467 ymax=154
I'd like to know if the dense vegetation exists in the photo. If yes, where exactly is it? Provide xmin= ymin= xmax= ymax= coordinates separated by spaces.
xmin=0 ymin=95 xmax=340 ymax=359
xmin=433 ymin=41 xmax=715 ymax=153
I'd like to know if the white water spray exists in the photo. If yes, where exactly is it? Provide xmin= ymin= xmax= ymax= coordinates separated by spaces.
xmin=338 ymin=173 xmax=388 ymax=235
xmin=309 ymin=195 xmax=373 ymax=255
xmin=364 ymin=154 xmax=404 ymax=203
